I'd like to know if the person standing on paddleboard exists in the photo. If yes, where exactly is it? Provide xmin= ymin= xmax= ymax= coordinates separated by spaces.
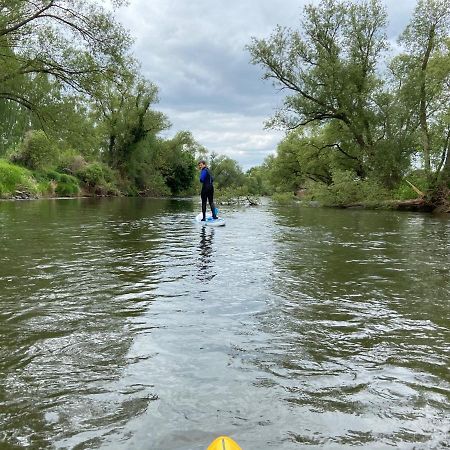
xmin=198 ymin=160 xmax=218 ymax=221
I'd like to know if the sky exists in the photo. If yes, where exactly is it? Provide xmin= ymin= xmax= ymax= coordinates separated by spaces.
xmin=115 ymin=0 xmax=417 ymax=170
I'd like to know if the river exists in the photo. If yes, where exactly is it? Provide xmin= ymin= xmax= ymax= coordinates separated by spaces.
xmin=0 ymin=198 xmax=449 ymax=449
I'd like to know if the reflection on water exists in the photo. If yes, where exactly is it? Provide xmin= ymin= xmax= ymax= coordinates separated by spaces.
xmin=0 ymin=199 xmax=449 ymax=449
xmin=197 ymin=227 xmax=216 ymax=282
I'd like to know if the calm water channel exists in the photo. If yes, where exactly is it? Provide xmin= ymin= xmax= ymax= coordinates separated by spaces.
xmin=0 ymin=198 xmax=449 ymax=450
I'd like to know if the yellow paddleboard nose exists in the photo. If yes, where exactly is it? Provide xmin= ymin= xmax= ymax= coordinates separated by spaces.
xmin=207 ymin=436 xmax=242 ymax=450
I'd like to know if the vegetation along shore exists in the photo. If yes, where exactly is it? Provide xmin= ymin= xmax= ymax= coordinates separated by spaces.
xmin=1 ymin=0 xmax=449 ymax=213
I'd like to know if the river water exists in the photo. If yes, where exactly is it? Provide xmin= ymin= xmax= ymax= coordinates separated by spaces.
xmin=0 ymin=198 xmax=449 ymax=450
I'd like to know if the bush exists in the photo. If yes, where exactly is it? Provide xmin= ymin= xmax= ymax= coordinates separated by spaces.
xmin=0 ymin=159 xmax=38 ymax=197
xmin=137 ymin=173 xmax=171 ymax=197
xmin=55 ymin=173 xmax=80 ymax=196
xmin=359 ymin=179 xmax=390 ymax=202
xmin=214 ymin=186 xmax=260 ymax=205
xmin=31 ymin=170 xmax=80 ymax=197
xmin=307 ymin=170 xmax=390 ymax=206
xmin=76 ymin=162 xmax=118 ymax=195
xmin=271 ymin=192 xmax=296 ymax=204
xmin=11 ymin=130 xmax=59 ymax=170
xmin=58 ymin=150 xmax=88 ymax=175
xmin=394 ymin=170 xmax=430 ymax=200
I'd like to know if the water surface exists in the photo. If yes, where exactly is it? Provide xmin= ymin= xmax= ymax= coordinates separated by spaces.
xmin=0 ymin=198 xmax=449 ymax=449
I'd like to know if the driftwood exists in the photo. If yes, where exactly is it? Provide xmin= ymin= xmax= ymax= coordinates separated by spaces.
xmin=391 ymin=198 xmax=435 ymax=212
xmin=340 ymin=198 xmax=445 ymax=213
xmin=246 ymin=196 xmax=259 ymax=206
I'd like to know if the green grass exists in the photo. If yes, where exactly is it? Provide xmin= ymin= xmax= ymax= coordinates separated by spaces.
xmin=0 ymin=159 xmax=38 ymax=197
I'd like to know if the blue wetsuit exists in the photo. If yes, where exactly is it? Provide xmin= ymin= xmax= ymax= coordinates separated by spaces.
xmin=200 ymin=167 xmax=217 ymax=219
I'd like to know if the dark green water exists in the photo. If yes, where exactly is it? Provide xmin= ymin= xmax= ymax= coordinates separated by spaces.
xmin=0 ymin=198 xmax=449 ymax=450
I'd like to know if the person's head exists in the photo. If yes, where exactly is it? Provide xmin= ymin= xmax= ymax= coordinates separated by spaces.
xmin=197 ymin=160 xmax=207 ymax=170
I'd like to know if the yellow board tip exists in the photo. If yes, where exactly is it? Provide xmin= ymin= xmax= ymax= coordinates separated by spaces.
xmin=207 ymin=435 xmax=242 ymax=450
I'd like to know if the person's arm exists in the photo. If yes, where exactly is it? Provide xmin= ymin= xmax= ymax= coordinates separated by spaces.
xmin=199 ymin=168 xmax=207 ymax=183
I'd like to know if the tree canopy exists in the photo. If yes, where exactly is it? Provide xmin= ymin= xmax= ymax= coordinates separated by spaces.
xmin=248 ymin=0 xmax=450 ymax=208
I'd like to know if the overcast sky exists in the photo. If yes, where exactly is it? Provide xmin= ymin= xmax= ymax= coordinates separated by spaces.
xmin=115 ymin=0 xmax=417 ymax=170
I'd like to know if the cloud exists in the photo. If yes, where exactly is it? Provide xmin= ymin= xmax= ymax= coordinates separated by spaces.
xmin=115 ymin=0 xmax=418 ymax=169
xmin=158 ymin=108 xmax=285 ymax=169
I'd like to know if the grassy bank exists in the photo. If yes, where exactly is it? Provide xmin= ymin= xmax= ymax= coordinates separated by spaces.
xmin=0 ymin=159 xmax=118 ymax=200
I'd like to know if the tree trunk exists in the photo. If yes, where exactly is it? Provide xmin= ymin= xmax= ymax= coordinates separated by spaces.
xmin=441 ymin=145 xmax=450 ymax=185
xmin=419 ymin=26 xmax=435 ymax=177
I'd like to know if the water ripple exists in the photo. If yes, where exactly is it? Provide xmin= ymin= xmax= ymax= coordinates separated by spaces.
xmin=0 ymin=199 xmax=449 ymax=449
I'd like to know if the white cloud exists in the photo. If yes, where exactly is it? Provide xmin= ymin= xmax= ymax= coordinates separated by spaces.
xmin=115 ymin=0 xmax=418 ymax=169
xmin=159 ymin=108 xmax=285 ymax=170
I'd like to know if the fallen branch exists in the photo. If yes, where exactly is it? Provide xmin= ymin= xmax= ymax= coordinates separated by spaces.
xmin=405 ymin=179 xmax=425 ymax=197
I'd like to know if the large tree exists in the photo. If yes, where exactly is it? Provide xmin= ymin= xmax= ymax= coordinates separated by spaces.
xmin=396 ymin=0 xmax=450 ymax=188
xmin=96 ymin=77 xmax=168 ymax=167
xmin=209 ymin=153 xmax=245 ymax=190
xmin=247 ymin=0 xmax=390 ymax=180
xmin=0 ymin=0 xmax=131 ymax=119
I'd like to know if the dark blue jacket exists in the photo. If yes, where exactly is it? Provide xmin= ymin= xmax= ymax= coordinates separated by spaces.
xmin=200 ymin=167 xmax=214 ymax=189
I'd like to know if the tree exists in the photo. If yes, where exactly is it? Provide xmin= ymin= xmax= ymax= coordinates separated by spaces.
xmin=210 ymin=154 xmax=245 ymax=189
xmin=157 ymin=131 xmax=198 ymax=195
xmin=247 ymin=0 xmax=389 ymax=180
xmin=397 ymin=0 xmax=450 ymax=187
xmin=0 ymin=0 xmax=131 ymax=119
xmin=95 ymin=76 xmax=169 ymax=173
xmin=245 ymin=165 xmax=273 ymax=195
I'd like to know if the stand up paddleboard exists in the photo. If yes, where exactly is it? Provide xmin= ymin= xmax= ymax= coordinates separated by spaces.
xmin=195 ymin=208 xmax=225 ymax=227
xmin=207 ymin=436 xmax=242 ymax=450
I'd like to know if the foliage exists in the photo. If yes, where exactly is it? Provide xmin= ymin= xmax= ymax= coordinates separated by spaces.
xmin=247 ymin=0 xmax=389 ymax=181
xmin=0 ymin=1 xmax=203 ymax=199
xmin=157 ymin=132 xmax=198 ymax=195
xmin=394 ymin=170 xmax=431 ymax=200
xmin=247 ymin=0 xmax=450 ymax=208
xmin=215 ymin=185 xmax=258 ymax=205
xmin=11 ymin=130 xmax=59 ymax=170
xmin=306 ymin=170 xmax=389 ymax=206
xmin=57 ymin=150 xmax=88 ymax=175
xmin=0 ymin=97 xmax=31 ymax=157
xmin=0 ymin=159 xmax=38 ymax=197
xmin=96 ymin=77 xmax=169 ymax=170
xmin=33 ymin=170 xmax=80 ymax=197
xmin=395 ymin=0 xmax=450 ymax=183
xmin=0 ymin=0 xmax=132 ymax=120
xmin=54 ymin=175 xmax=80 ymax=197
xmin=244 ymin=166 xmax=273 ymax=195
xmin=210 ymin=153 xmax=245 ymax=190
xmin=75 ymin=162 xmax=118 ymax=195
xmin=271 ymin=192 xmax=296 ymax=204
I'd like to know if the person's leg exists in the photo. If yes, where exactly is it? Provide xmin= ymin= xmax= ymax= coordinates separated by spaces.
xmin=208 ymin=188 xmax=217 ymax=218
xmin=201 ymin=191 xmax=207 ymax=220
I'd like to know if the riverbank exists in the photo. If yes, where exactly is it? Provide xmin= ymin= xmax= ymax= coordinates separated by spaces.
xmin=333 ymin=198 xmax=449 ymax=214
xmin=3 ymin=189 xmax=449 ymax=215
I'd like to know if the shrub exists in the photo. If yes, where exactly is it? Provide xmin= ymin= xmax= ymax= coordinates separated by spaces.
xmin=76 ymin=163 xmax=104 ymax=186
xmin=214 ymin=186 xmax=260 ymax=205
xmin=394 ymin=170 xmax=430 ymax=200
xmin=31 ymin=169 xmax=80 ymax=197
xmin=306 ymin=170 xmax=390 ymax=206
xmin=138 ymin=173 xmax=171 ymax=197
xmin=271 ymin=192 xmax=296 ymax=204
xmin=54 ymin=173 xmax=80 ymax=196
xmin=76 ymin=162 xmax=118 ymax=195
xmin=0 ymin=159 xmax=38 ymax=197
xmin=12 ymin=130 xmax=59 ymax=170
xmin=58 ymin=150 xmax=88 ymax=175
xmin=359 ymin=179 xmax=390 ymax=202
